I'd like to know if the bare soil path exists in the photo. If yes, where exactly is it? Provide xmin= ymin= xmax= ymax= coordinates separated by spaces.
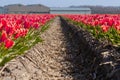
xmin=0 ymin=17 xmax=85 ymax=80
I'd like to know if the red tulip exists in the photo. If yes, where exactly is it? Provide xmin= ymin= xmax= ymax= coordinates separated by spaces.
xmin=101 ymin=25 xmax=110 ymax=32
xmin=24 ymin=21 xmax=30 ymax=29
xmin=33 ymin=23 xmax=39 ymax=29
xmin=0 ymin=30 xmax=8 ymax=42
xmin=115 ymin=25 xmax=120 ymax=31
xmin=5 ymin=38 xmax=14 ymax=49
xmin=14 ymin=32 xmax=21 ymax=39
xmin=1 ymin=19 xmax=7 ymax=27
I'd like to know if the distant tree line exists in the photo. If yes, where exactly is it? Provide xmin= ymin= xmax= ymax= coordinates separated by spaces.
xmin=70 ymin=5 xmax=120 ymax=14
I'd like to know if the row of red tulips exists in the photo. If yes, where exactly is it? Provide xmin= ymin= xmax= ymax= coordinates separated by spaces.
xmin=64 ymin=14 xmax=120 ymax=46
xmin=0 ymin=14 xmax=55 ymax=66
xmin=0 ymin=14 xmax=55 ymax=48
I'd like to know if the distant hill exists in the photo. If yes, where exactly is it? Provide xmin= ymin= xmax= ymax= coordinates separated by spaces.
xmin=70 ymin=5 xmax=120 ymax=14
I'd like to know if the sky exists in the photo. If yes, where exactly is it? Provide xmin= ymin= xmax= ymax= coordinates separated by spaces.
xmin=0 ymin=0 xmax=120 ymax=7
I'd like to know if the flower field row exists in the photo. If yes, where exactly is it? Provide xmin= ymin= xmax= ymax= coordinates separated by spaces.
xmin=0 ymin=14 xmax=55 ymax=66
xmin=64 ymin=14 xmax=120 ymax=47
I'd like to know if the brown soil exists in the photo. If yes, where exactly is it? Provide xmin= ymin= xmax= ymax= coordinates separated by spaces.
xmin=0 ymin=17 xmax=86 ymax=80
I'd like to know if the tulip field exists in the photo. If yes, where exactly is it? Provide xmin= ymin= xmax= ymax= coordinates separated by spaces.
xmin=64 ymin=14 xmax=120 ymax=47
xmin=0 ymin=14 xmax=120 ymax=65
xmin=0 ymin=14 xmax=120 ymax=79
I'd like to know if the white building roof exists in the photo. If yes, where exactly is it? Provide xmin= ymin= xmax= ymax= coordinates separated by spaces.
xmin=50 ymin=7 xmax=91 ymax=11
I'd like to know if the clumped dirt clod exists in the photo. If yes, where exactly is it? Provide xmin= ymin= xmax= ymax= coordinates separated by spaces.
xmin=0 ymin=17 xmax=84 ymax=80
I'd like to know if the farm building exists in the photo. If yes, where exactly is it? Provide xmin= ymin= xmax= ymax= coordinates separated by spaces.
xmin=50 ymin=7 xmax=91 ymax=14
xmin=0 ymin=7 xmax=7 ymax=14
xmin=4 ymin=4 xmax=50 ymax=14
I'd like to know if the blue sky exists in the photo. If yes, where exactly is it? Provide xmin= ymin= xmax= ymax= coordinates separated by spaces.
xmin=0 ymin=0 xmax=120 ymax=7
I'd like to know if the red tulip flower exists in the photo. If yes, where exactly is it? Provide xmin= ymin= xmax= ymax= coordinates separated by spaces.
xmin=0 ymin=30 xmax=8 ymax=42
xmin=115 ymin=25 xmax=120 ymax=31
xmin=24 ymin=21 xmax=30 ymax=29
xmin=101 ymin=25 xmax=110 ymax=32
xmin=33 ymin=23 xmax=39 ymax=29
xmin=5 ymin=38 xmax=14 ymax=49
